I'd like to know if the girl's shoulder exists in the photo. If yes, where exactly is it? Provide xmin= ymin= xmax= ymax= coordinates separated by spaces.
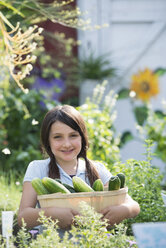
xmin=28 ymin=158 xmax=50 ymax=168
xmin=23 ymin=158 xmax=50 ymax=182
xmin=92 ymin=160 xmax=108 ymax=170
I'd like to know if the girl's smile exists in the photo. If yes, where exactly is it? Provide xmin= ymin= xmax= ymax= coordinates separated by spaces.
xmin=49 ymin=121 xmax=82 ymax=173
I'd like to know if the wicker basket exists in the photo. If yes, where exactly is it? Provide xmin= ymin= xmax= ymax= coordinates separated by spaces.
xmin=38 ymin=187 xmax=128 ymax=212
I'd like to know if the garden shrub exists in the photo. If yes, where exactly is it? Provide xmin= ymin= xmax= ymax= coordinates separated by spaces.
xmin=110 ymin=141 xmax=166 ymax=234
xmin=78 ymin=81 xmax=121 ymax=165
xmin=0 ymin=202 xmax=137 ymax=248
xmin=0 ymin=86 xmax=56 ymax=176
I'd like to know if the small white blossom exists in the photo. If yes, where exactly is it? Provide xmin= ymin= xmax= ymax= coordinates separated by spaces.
xmin=31 ymin=55 xmax=37 ymax=61
xmin=24 ymin=88 xmax=29 ymax=94
xmin=129 ymin=91 xmax=136 ymax=98
xmin=88 ymin=119 xmax=94 ymax=124
xmin=2 ymin=148 xmax=11 ymax=155
xmin=38 ymin=27 xmax=43 ymax=34
xmin=32 ymin=119 xmax=39 ymax=125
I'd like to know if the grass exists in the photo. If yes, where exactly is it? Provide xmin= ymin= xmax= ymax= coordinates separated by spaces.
xmin=0 ymin=171 xmax=22 ymax=233
xmin=0 ymin=171 xmax=22 ymax=211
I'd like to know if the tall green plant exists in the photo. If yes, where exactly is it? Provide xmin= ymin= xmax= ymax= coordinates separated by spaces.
xmin=78 ymin=81 xmax=121 ymax=164
xmin=78 ymin=52 xmax=118 ymax=81
xmin=110 ymin=140 xmax=166 ymax=234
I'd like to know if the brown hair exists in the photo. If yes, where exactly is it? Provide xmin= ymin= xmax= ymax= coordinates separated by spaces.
xmin=40 ymin=105 xmax=99 ymax=186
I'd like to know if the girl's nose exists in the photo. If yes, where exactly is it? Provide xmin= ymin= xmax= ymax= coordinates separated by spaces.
xmin=63 ymin=138 xmax=71 ymax=147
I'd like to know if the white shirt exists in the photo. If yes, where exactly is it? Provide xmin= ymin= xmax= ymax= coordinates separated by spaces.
xmin=23 ymin=158 xmax=112 ymax=186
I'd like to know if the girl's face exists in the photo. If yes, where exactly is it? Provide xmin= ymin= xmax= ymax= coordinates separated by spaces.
xmin=49 ymin=121 xmax=82 ymax=167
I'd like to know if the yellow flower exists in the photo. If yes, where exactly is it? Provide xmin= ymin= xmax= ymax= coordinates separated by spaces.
xmin=130 ymin=68 xmax=159 ymax=101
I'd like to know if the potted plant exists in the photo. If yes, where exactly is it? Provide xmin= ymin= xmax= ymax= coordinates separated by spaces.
xmin=78 ymin=51 xmax=118 ymax=104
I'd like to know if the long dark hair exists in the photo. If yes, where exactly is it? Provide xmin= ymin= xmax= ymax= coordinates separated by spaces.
xmin=40 ymin=105 xmax=99 ymax=186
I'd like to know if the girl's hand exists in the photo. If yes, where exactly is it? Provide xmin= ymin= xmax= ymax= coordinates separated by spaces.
xmin=99 ymin=204 xmax=130 ymax=226
xmin=99 ymin=194 xmax=140 ymax=227
xmin=46 ymin=207 xmax=80 ymax=229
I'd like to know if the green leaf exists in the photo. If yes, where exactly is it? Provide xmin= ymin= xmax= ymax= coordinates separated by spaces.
xmin=0 ymin=1 xmax=25 ymax=17
xmin=155 ymin=110 xmax=166 ymax=118
xmin=154 ymin=67 xmax=166 ymax=76
xmin=134 ymin=105 xmax=148 ymax=125
xmin=117 ymin=88 xmax=130 ymax=99
xmin=120 ymin=131 xmax=134 ymax=147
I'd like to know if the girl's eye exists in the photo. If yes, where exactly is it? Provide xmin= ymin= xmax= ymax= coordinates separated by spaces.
xmin=71 ymin=133 xmax=79 ymax=137
xmin=54 ymin=136 xmax=61 ymax=139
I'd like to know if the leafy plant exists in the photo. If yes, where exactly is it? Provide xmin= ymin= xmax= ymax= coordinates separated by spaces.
xmin=143 ymin=105 xmax=166 ymax=164
xmin=1 ymin=202 xmax=137 ymax=247
xmin=78 ymin=81 xmax=121 ymax=164
xmin=117 ymin=68 xmax=166 ymax=172
xmin=110 ymin=140 xmax=166 ymax=235
xmin=0 ymin=170 xmax=22 ymax=235
xmin=78 ymin=51 xmax=118 ymax=81
xmin=0 ymin=86 xmax=56 ymax=175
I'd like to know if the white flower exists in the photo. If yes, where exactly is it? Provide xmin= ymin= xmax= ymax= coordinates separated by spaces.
xmin=38 ymin=27 xmax=43 ymax=34
xmin=24 ymin=88 xmax=29 ymax=94
xmin=0 ymin=94 xmax=3 ymax=99
xmin=129 ymin=91 xmax=136 ymax=98
xmin=88 ymin=119 xmax=94 ymax=124
xmin=2 ymin=148 xmax=11 ymax=154
xmin=32 ymin=119 xmax=39 ymax=125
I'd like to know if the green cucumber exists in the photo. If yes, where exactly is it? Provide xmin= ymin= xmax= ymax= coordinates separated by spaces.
xmin=72 ymin=176 xmax=94 ymax=192
xmin=62 ymin=183 xmax=76 ymax=193
xmin=108 ymin=176 xmax=121 ymax=191
xmin=92 ymin=179 xmax=104 ymax=191
xmin=31 ymin=178 xmax=49 ymax=195
xmin=55 ymin=178 xmax=62 ymax=184
xmin=116 ymin=173 xmax=125 ymax=188
xmin=42 ymin=177 xmax=71 ymax=194
xmin=55 ymin=178 xmax=76 ymax=193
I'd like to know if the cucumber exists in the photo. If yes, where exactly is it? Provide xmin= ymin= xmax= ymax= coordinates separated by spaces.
xmin=116 ymin=173 xmax=125 ymax=188
xmin=42 ymin=177 xmax=71 ymax=194
xmin=108 ymin=176 xmax=121 ymax=191
xmin=55 ymin=178 xmax=76 ymax=193
xmin=31 ymin=178 xmax=49 ymax=195
xmin=92 ymin=179 xmax=104 ymax=191
xmin=72 ymin=176 xmax=94 ymax=192
xmin=55 ymin=178 xmax=62 ymax=184
xmin=62 ymin=183 xmax=76 ymax=193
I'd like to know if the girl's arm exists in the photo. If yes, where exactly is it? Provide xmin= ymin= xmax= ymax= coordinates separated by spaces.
xmin=17 ymin=182 xmax=79 ymax=229
xmin=99 ymin=182 xmax=140 ymax=226
xmin=100 ymin=194 xmax=140 ymax=226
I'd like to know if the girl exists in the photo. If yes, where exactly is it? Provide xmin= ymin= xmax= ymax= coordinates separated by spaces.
xmin=18 ymin=105 xmax=140 ymax=234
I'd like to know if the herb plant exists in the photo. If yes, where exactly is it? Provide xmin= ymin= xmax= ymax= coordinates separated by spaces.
xmin=111 ymin=140 xmax=166 ymax=234
xmin=1 ymin=202 xmax=137 ymax=248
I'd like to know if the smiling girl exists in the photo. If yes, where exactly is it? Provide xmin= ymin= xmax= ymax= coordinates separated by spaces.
xmin=18 ymin=105 xmax=140 ymax=236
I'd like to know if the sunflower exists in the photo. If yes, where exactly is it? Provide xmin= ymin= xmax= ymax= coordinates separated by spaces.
xmin=130 ymin=68 xmax=159 ymax=101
